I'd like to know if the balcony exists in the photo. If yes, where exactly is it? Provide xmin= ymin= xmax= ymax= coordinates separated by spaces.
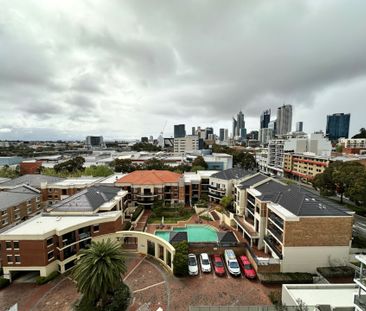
xmin=264 ymin=236 xmax=282 ymax=259
xmin=247 ymin=194 xmax=256 ymax=205
xmin=355 ymin=269 xmax=366 ymax=290
xmin=246 ymin=204 xmax=255 ymax=215
xmin=355 ymin=294 xmax=366 ymax=311
xmin=136 ymin=193 xmax=158 ymax=198
xmin=79 ymin=232 xmax=91 ymax=240
xmin=267 ymin=224 xmax=283 ymax=243
xmin=269 ymin=213 xmax=284 ymax=229
xmin=63 ymin=246 xmax=77 ymax=260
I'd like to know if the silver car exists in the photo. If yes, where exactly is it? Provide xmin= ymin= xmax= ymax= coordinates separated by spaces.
xmin=188 ymin=253 xmax=199 ymax=276
xmin=200 ymin=253 xmax=212 ymax=273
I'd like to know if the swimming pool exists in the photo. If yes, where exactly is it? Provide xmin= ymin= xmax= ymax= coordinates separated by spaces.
xmin=155 ymin=225 xmax=218 ymax=243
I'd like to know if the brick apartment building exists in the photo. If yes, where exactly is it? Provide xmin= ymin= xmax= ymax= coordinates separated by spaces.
xmin=0 ymin=211 xmax=122 ymax=280
xmin=283 ymin=153 xmax=330 ymax=182
xmin=0 ymin=185 xmax=43 ymax=231
xmin=40 ymin=176 xmax=105 ymax=205
xmin=233 ymin=174 xmax=353 ymax=273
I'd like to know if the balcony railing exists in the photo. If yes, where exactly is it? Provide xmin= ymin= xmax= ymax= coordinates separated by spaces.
xmin=354 ymin=294 xmax=366 ymax=310
xmin=246 ymin=204 xmax=255 ymax=215
xmin=79 ymin=232 xmax=91 ymax=240
xmin=269 ymin=213 xmax=284 ymax=229
xmin=355 ymin=269 xmax=366 ymax=289
xmin=267 ymin=225 xmax=283 ymax=243
xmin=264 ymin=236 xmax=283 ymax=259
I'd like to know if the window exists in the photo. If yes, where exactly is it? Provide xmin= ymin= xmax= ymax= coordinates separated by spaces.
xmin=15 ymin=213 xmax=20 ymax=220
xmin=13 ymin=241 xmax=19 ymax=249
xmin=27 ymin=200 xmax=32 ymax=205
xmin=27 ymin=207 xmax=32 ymax=214
xmin=2 ymin=219 xmax=8 ymax=226
xmin=37 ymin=203 xmax=41 ymax=209
xmin=93 ymin=224 xmax=100 ymax=233
xmin=15 ymin=255 xmax=21 ymax=264
xmin=6 ymin=241 xmax=12 ymax=249
xmin=48 ymin=251 xmax=54 ymax=261
xmin=1 ymin=210 xmax=7 ymax=216
xmin=36 ymin=197 xmax=40 ymax=202
xmin=7 ymin=255 xmax=13 ymax=264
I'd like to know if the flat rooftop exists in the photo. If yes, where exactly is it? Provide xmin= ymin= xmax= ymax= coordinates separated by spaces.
xmin=0 ymin=211 xmax=121 ymax=238
xmin=50 ymin=176 xmax=105 ymax=186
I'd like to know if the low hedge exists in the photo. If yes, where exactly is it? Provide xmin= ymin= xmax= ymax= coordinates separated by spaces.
xmin=258 ymin=272 xmax=313 ymax=284
xmin=122 ymin=221 xmax=131 ymax=230
xmin=36 ymin=271 xmax=59 ymax=285
xmin=131 ymin=206 xmax=143 ymax=222
xmin=317 ymin=266 xmax=354 ymax=278
xmin=0 ymin=277 xmax=10 ymax=289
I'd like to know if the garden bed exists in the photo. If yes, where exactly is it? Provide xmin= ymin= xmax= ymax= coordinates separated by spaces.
xmin=258 ymin=272 xmax=313 ymax=284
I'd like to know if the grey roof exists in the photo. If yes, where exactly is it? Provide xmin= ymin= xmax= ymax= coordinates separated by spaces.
xmin=217 ymin=231 xmax=238 ymax=243
xmin=0 ymin=177 xmax=10 ymax=184
xmin=0 ymin=185 xmax=40 ymax=211
xmin=0 ymin=174 xmax=64 ymax=189
xmin=50 ymin=185 xmax=121 ymax=213
xmin=211 ymin=168 xmax=256 ymax=181
xmin=237 ymin=174 xmax=268 ymax=189
xmin=255 ymin=182 xmax=351 ymax=217
xmin=169 ymin=231 xmax=188 ymax=244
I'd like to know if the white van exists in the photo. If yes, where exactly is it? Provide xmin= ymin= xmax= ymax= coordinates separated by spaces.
xmin=224 ymin=249 xmax=241 ymax=276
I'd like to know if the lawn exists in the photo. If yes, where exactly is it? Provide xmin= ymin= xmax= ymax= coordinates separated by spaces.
xmin=148 ymin=207 xmax=195 ymax=224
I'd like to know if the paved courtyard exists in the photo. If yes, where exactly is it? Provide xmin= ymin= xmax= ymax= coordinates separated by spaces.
xmin=0 ymin=254 xmax=277 ymax=311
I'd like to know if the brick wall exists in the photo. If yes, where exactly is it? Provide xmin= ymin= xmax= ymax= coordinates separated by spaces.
xmin=284 ymin=216 xmax=353 ymax=247
xmin=19 ymin=161 xmax=42 ymax=175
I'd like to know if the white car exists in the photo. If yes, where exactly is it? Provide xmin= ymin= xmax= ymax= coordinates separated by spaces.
xmin=188 ymin=253 xmax=199 ymax=276
xmin=224 ymin=249 xmax=241 ymax=276
xmin=200 ymin=253 xmax=212 ymax=273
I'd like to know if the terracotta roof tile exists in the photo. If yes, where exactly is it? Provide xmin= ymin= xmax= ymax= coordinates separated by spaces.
xmin=116 ymin=170 xmax=182 ymax=185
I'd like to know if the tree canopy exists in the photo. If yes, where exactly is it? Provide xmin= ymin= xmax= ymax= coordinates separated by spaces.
xmin=54 ymin=156 xmax=85 ymax=173
xmin=313 ymin=161 xmax=366 ymax=206
xmin=0 ymin=165 xmax=19 ymax=178
xmin=73 ymin=239 xmax=129 ymax=309
xmin=131 ymin=142 xmax=161 ymax=152
xmin=191 ymin=156 xmax=208 ymax=169
xmin=352 ymin=128 xmax=366 ymax=139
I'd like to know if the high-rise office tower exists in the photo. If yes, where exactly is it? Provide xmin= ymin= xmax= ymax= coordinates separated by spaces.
xmin=174 ymin=124 xmax=186 ymax=138
xmin=232 ymin=118 xmax=237 ymax=138
xmin=268 ymin=120 xmax=277 ymax=135
xmin=205 ymin=127 xmax=214 ymax=139
xmin=296 ymin=121 xmax=303 ymax=132
xmin=260 ymin=110 xmax=271 ymax=129
xmin=276 ymin=105 xmax=292 ymax=136
xmin=224 ymin=129 xmax=228 ymax=141
xmin=219 ymin=128 xmax=225 ymax=141
xmin=326 ymin=113 xmax=350 ymax=141
xmin=237 ymin=111 xmax=245 ymax=135
xmin=192 ymin=127 xmax=196 ymax=136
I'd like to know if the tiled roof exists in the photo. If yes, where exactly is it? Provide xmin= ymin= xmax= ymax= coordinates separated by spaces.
xmin=50 ymin=185 xmax=121 ymax=213
xmin=211 ymin=168 xmax=256 ymax=181
xmin=116 ymin=170 xmax=182 ymax=185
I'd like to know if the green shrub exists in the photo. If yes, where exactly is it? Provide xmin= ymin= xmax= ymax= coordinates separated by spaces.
xmin=173 ymin=241 xmax=189 ymax=277
xmin=36 ymin=271 xmax=59 ymax=285
xmin=0 ymin=277 xmax=10 ymax=289
xmin=199 ymin=215 xmax=212 ymax=221
xmin=258 ymin=272 xmax=313 ymax=284
xmin=104 ymin=282 xmax=131 ymax=311
xmin=131 ymin=206 xmax=143 ymax=221
xmin=317 ymin=266 xmax=354 ymax=278
xmin=268 ymin=291 xmax=281 ymax=305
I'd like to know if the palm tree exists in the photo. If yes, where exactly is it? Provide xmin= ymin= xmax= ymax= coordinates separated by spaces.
xmin=73 ymin=238 xmax=127 ymax=307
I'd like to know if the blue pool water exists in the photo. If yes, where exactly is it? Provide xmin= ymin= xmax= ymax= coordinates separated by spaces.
xmin=155 ymin=225 xmax=218 ymax=243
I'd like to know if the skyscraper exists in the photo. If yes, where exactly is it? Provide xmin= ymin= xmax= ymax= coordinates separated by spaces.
xmin=296 ymin=121 xmax=303 ymax=132
xmin=174 ymin=124 xmax=186 ymax=138
xmin=326 ymin=113 xmax=350 ymax=141
xmin=232 ymin=117 xmax=237 ymax=138
xmin=232 ymin=110 xmax=246 ymax=141
xmin=276 ymin=105 xmax=292 ymax=136
xmin=192 ymin=127 xmax=196 ymax=136
xmin=260 ymin=109 xmax=271 ymax=129
xmin=205 ymin=127 xmax=214 ymax=139
xmin=219 ymin=128 xmax=225 ymax=141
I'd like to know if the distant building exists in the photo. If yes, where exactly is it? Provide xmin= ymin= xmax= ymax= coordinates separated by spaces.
xmin=259 ymin=128 xmax=274 ymax=146
xmin=192 ymin=127 xmax=196 ymax=136
xmin=268 ymin=120 xmax=277 ymax=135
xmin=174 ymin=124 xmax=186 ymax=138
xmin=173 ymin=135 xmax=200 ymax=155
xmin=224 ymin=129 xmax=229 ymax=142
xmin=141 ymin=137 xmax=148 ymax=143
xmin=205 ymin=127 xmax=214 ymax=140
xmin=19 ymin=160 xmax=42 ymax=175
xmin=260 ymin=109 xmax=271 ymax=129
xmin=339 ymin=138 xmax=366 ymax=154
xmin=219 ymin=128 xmax=229 ymax=142
xmin=232 ymin=111 xmax=247 ymax=140
xmin=284 ymin=133 xmax=332 ymax=157
xmin=203 ymin=153 xmax=233 ymax=170
xmin=295 ymin=121 xmax=303 ymax=132
xmin=247 ymin=130 xmax=259 ymax=140
xmin=276 ymin=105 xmax=292 ymax=136
xmin=326 ymin=113 xmax=350 ymax=141
xmin=86 ymin=136 xmax=104 ymax=149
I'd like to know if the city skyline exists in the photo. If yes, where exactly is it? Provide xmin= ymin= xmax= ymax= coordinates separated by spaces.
xmin=0 ymin=1 xmax=365 ymax=140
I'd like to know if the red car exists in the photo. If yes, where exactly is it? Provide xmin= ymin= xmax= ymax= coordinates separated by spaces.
xmin=212 ymin=254 xmax=226 ymax=276
xmin=238 ymin=255 xmax=256 ymax=279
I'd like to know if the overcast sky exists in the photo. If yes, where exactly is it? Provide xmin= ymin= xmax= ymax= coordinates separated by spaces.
xmin=0 ymin=0 xmax=365 ymax=141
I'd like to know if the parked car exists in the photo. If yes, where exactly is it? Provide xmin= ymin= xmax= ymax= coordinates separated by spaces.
xmin=200 ymin=253 xmax=212 ymax=273
xmin=238 ymin=255 xmax=256 ymax=279
xmin=224 ymin=249 xmax=241 ymax=276
xmin=188 ymin=253 xmax=199 ymax=276
xmin=212 ymin=254 xmax=225 ymax=276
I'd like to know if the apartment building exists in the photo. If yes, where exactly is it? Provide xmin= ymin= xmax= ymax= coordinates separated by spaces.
xmin=182 ymin=171 xmax=218 ymax=205
xmin=41 ymin=176 xmax=105 ymax=205
xmin=203 ymin=153 xmax=233 ymax=170
xmin=208 ymin=168 xmax=256 ymax=204
xmin=283 ymin=153 xmax=330 ymax=182
xmin=0 ymin=185 xmax=43 ymax=231
xmin=257 ymin=140 xmax=285 ymax=176
xmin=174 ymin=135 xmax=200 ymax=155
xmin=340 ymin=138 xmax=366 ymax=154
xmin=233 ymin=177 xmax=353 ymax=273
xmin=115 ymin=170 xmax=184 ymax=207
xmin=0 ymin=211 xmax=122 ymax=280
